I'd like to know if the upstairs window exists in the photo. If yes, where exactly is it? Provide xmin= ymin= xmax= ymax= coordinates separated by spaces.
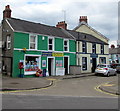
xmin=101 ymin=45 xmax=104 ymax=54
xmin=7 ymin=35 xmax=11 ymax=49
xmin=82 ymin=42 xmax=86 ymax=53
xmin=64 ymin=40 xmax=69 ymax=51
xmin=48 ymin=38 xmax=54 ymax=51
xmin=92 ymin=43 xmax=96 ymax=54
xmin=29 ymin=34 xmax=37 ymax=50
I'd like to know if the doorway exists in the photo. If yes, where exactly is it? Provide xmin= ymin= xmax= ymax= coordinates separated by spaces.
xmin=48 ymin=58 xmax=54 ymax=76
xmin=92 ymin=58 xmax=97 ymax=73
xmin=64 ymin=57 xmax=68 ymax=74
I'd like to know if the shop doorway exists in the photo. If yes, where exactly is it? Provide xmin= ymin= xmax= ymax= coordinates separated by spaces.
xmin=48 ymin=58 xmax=54 ymax=76
xmin=64 ymin=57 xmax=68 ymax=74
xmin=92 ymin=58 xmax=97 ymax=73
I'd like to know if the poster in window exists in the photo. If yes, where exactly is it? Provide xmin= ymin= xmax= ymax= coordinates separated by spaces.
xmin=56 ymin=60 xmax=62 ymax=67
xmin=42 ymin=60 xmax=46 ymax=67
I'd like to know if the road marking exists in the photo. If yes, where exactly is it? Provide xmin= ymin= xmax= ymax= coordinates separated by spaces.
xmin=0 ymin=80 xmax=54 ymax=93
xmin=46 ymin=78 xmax=57 ymax=81
xmin=102 ymin=84 xmax=115 ymax=87
xmin=94 ymin=82 xmax=118 ymax=97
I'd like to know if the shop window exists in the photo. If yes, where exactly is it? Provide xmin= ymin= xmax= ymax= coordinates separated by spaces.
xmin=92 ymin=43 xmax=96 ymax=54
xmin=64 ymin=40 xmax=69 ymax=51
xmin=29 ymin=35 xmax=37 ymax=49
xmin=82 ymin=42 xmax=86 ymax=53
xmin=82 ymin=57 xmax=87 ymax=70
xmin=101 ymin=45 xmax=104 ymax=54
xmin=25 ymin=56 xmax=39 ymax=72
xmin=48 ymin=38 xmax=54 ymax=50
xmin=99 ymin=57 xmax=106 ymax=64
xmin=7 ymin=35 xmax=11 ymax=49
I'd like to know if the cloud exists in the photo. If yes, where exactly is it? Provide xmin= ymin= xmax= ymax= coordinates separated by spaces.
xmin=0 ymin=0 xmax=118 ymax=45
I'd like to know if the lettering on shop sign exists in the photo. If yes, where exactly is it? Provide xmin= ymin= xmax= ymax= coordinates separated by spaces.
xmin=52 ymin=53 xmax=64 ymax=57
xmin=42 ymin=52 xmax=52 ymax=56
xmin=42 ymin=52 xmax=64 ymax=57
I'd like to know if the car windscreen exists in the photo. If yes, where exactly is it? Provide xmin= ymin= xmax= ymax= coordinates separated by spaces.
xmin=97 ymin=65 xmax=107 ymax=68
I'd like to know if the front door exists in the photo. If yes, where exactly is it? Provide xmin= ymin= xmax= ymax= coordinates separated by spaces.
xmin=48 ymin=58 xmax=54 ymax=76
xmin=92 ymin=58 xmax=97 ymax=73
xmin=64 ymin=57 xmax=68 ymax=74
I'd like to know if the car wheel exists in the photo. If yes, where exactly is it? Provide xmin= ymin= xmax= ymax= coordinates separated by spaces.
xmin=107 ymin=72 xmax=110 ymax=77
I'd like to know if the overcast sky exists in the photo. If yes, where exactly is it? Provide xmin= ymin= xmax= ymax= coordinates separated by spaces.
xmin=0 ymin=0 xmax=119 ymax=47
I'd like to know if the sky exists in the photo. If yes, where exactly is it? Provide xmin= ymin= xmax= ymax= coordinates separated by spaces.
xmin=0 ymin=0 xmax=119 ymax=47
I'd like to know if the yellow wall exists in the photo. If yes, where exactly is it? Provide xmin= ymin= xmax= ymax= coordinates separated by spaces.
xmin=76 ymin=25 xmax=108 ymax=43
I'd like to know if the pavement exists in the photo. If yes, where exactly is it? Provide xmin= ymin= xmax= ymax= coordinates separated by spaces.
xmin=0 ymin=73 xmax=119 ymax=95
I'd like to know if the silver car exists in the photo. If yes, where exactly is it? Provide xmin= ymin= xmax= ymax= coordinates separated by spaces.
xmin=95 ymin=64 xmax=116 ymax=76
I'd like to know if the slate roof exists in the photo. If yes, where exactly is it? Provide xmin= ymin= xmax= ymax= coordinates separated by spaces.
xmin=7 ymin=18 xmax=74 ymax=39
xmin=6 ymin=18 xmax=108 ymax=45
xmin=109 ymin=48 xmax=120 ymax=54
xmin=67 ymin=30 xmax=108 ymax=45
xmin=73 ymin=22 xmax=109 ymax=41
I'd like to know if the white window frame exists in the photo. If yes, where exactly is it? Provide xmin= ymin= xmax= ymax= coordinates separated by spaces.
xmin=92 ymin=43 xmax=96 ymax=54
xmin=48 ymin=37 xmax=54 ymax=51
xmin=82 ymin=57 xmax=87 ymax=70
xmin=7 ymin=35 xmax=11 ymax=49
xmin=82 ymin=42 xmax=86 ymax=53
xmin=101 ymin=44 xmax=104 ymax=54
xmin=64 ymin=39 xmax=69 ymax=52
xmin=29 ymin=34 xmax=37 ymax=50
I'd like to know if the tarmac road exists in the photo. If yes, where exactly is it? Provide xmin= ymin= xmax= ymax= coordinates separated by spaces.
xmin=2 ymin=75 xmax=118 ymax=109
xmin=7 ymin=75 xmax=118 ymax=98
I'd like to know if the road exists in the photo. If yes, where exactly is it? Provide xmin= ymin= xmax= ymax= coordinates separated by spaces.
xmin=2 ymin=75 xmax=118 ymax=109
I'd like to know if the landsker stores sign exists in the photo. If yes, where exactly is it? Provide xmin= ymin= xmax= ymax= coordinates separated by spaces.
xmin=42 ymin=52 xmax=64 ymax=57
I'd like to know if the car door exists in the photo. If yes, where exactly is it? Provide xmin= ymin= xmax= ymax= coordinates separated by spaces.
xmin=110 ymin=65 xmax=115 ymax=75
xmin=108 ymin=65 xmax=113 ymax=75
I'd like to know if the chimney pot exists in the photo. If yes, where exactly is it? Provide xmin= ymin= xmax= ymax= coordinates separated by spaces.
xmin=56 ymin=21 xmax=67 ymax=30
xmin=79 ymin=16 xmax=88 ymax=24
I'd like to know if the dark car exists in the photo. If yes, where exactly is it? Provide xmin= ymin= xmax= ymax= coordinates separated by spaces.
xmin=116 ymin=66 xmax=120 ymax=73
xmin=111 ymin=63 xmax=120 ymax=73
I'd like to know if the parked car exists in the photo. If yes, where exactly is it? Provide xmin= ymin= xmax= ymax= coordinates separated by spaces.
xmin=95 ymin=64 xmax=117 ymax=77
xmin=116 ymin=66 xmax=120 ymax=73
xmin=111 ymin=63 xmax=120 ymax=73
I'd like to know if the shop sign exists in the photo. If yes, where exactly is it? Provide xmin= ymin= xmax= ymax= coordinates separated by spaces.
xmin=42 ymin=52 xmax=52 ymax=56
xmin=90 ymin=54 xmax=98 ymax=58
xmin=52 ymin=52 xmax=64 ymax=57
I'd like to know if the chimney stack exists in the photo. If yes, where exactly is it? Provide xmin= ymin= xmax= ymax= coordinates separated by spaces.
xmin=56 ymin=21 xmax=67 ymax=30
xmin=3 ymin=5 xmax=12 ymax=19
xmin=79 ymin=16 xmax=88 ymax=24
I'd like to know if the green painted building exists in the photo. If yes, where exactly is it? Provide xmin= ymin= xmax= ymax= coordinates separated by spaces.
xmin=2 ymin=5 xmax=76 ymax=77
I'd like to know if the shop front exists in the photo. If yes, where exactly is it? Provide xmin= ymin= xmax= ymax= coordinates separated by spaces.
xmin=41 ymin=52 xmax=65 ymax=76
xmin=24 ymin=55 xmax=41 ymax=75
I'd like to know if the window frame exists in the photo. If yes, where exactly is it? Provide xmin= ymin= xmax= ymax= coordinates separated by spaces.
xmin=82 ymin=57 xmax=87 ymax=70
xmin=29 ymin=34 xmax=37 ymax=50
xmin=64 ymin=39 xmax=69 ymax=52
xmin=6 ymin=35 xmax=11 ymax=49
xmin=101 ymin=44 xmax=104 ymax=54
xmin=82 ymin=42 xmax=86 ymax=53
xmin=48 ymin=37 xmax=54 ymax=51
xmin=92 ymin=43 xmax=96 ymax=54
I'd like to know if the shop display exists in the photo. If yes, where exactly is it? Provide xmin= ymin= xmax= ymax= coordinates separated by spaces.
xmin=25 ymin=56 xmax=39 ymax=72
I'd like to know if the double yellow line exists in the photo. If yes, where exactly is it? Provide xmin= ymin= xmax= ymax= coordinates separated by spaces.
xmin=94 ymin=82 xmax=118 ymax=97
